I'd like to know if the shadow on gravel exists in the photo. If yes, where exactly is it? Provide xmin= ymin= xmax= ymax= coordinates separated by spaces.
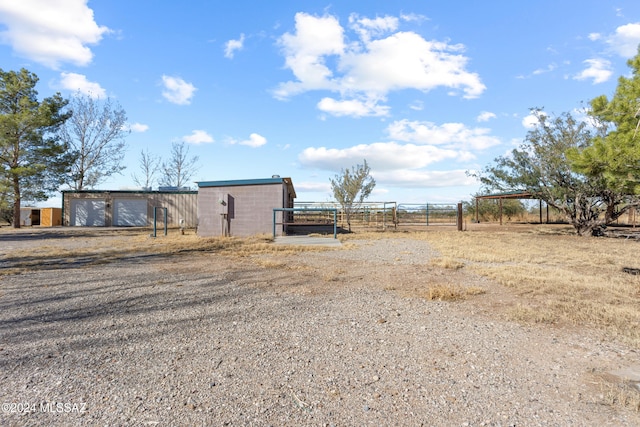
xmin=0 ymin=227 xmax=139 ymax=242
xmin=0 ymin=256 xmax=308 ymax=367
xmin=0 ymin=250 xmax=165 ymax=272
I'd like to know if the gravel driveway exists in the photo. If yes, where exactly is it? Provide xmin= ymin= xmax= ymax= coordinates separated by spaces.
xmin=1 ymin=229 xmax=639 ymax=426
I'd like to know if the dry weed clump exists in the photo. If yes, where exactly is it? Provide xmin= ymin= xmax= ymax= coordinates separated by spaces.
xmin=430 ymin=257 xmax=465 ymax=270
xmin=416 ymin=284 xmax=486 ymax=302
xmin=594 ymin=373 xmax=640 ymax=412
xmin=507 ymin=304 xmax=557 ymax=324
xmin=425 ymin=284 xmax=465 ymax=301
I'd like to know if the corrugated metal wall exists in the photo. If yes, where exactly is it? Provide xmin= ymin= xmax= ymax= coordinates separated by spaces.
xmin=148 ymin=192 xmax=198 ymax=227
xmin=62 ymin=191 xmax=198 ymax=227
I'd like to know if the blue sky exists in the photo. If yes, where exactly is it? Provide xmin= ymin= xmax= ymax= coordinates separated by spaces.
xmin=2 ymin=1 xmax=640 ymax=206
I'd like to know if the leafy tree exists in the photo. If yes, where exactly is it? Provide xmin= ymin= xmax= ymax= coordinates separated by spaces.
xmin=132 ymin=148 xmax=160 ymax=189
xmin=60 ymin=92 xmax=129 ymax=190
xmin=0 ymin=177 xmax=11 ymax=225
xmin=476 ymin=109 xmax=640 ymax=236
xmin=159 ymin=141 xmax=199 ymax=188
xmin=568 ymin=46 xmax=640 ymax=221
xmin=330 ymin=159 xmax=376 ymax=232
xmin=476 ymin=48 xmax=640 ymax=236
xmin=0 ymin=68 xmax=72 ymax=228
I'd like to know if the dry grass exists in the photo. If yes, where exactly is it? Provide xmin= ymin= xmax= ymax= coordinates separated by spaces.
xmin=0 ymin=229 xmax=333 ymax=275
xmin=379 ymin=226 xmax=640 ymax=347
xmin=593 ymin=372 xmax=640 ymax=412
xmin=419 ymin=284 xmax=486 ymax=301
xmin=430 ymin=257 xmax=465 ymax=270
xmin=600 ymin=382 xmax=640 ymax=412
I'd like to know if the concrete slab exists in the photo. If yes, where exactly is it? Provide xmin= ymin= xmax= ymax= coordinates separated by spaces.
xmin=273 ymin=235 xmax=342 ymax=247
xmin=609 ymin=365 xmax=640 ymax=391
xmin=610 ymin=365 xmax=640 ymax=382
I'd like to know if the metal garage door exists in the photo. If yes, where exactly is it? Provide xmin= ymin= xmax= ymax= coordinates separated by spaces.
xmin=113 ymin=199 xmax=147 ymax=226
xmin=70 ymin=199 xmax=106 ymax=226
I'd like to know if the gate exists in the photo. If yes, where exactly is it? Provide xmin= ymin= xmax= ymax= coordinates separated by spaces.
xmin=396 ymin=203 xmax=458 ymax=226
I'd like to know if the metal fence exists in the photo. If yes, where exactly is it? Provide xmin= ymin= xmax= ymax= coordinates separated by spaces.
xmin=293 ymin=201 xmax=460 ymax=229
xmin=273 ymin=207 xmax=338 ymax=238
xmin=294 ymin=201 xmax=397 ymax=230
xmin=396 ymin=203 xmax=458 ymax=226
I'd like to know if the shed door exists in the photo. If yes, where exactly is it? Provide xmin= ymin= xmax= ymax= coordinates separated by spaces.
xmin=70 ymin=199 xmax=105 ymax=226
xmin=113 ymin=199 xmax=147 ymax=226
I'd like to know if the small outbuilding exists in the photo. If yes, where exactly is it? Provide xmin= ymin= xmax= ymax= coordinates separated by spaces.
xmin=19 ymin=208 xmax=40 ymax=226
xmin=18 ymin=207 xmax=61 ymax=227
xmin=40 ymin=207 xmax=62 ymax=227
xmin=62 ymin=189 xmax=198 ymax=227
xmin=196 ymin=177 xmax=296 ymax=237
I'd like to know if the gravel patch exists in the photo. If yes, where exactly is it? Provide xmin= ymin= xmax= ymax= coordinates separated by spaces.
xmin=1 ymin=232 xmax=639 ymax=426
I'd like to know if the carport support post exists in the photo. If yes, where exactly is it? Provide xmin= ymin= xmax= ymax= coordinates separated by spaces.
xmin=539 ymin=199 xmax=543 ymax=224
xmin=475 ymin=197 xmax=479 ymax=223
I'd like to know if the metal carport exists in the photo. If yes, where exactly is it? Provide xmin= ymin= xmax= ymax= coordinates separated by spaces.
xmin=474 ymin=191 xmax=549 ymax=225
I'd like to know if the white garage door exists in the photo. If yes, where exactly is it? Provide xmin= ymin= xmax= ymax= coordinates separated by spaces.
xmin=113 ymin=199 xmax=147 ymax=226
xmin=70 ymin=199 xmax=105 ymax=226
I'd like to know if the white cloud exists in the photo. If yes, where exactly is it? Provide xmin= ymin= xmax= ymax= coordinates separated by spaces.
xmin=0 ymin=0 xmax=109 ymax=68
xmin=161 ymin=75 xmax=197 ymax=105
xmin=476 ymin=111 xmax=496 ymax=122
xmin=588 ymin=32 xmax=602 ymax=41
xmin=294 ymin=181 xmax=332 ymax=193
xmin=532 ymin=63 xmax=557 ymax=75
xmin=299 ymin=142 xmax=463 ymax=171
xmin=317 ymin=97 xmax=390 ymax=117
xmin=182 ymin=130 xmax=214 ymax=144
xmin=340 ymin=32 xmax=484 ymax=98
xmin=573 ymin=58 xmax=612 ymax=84
xmin=274 ymin=12 xmax=485 ymax=117
xmin=386 ymin=119 xmax=501 ymax=150
xmin=522 ymin=111 xmax=547 ymax=129
xmin=298 ymin=116 xmax=494 ymax=191
xmin=373 ymin=169 xmax=476 ymax=188
xmin=227 ymin=133 xmax=267 ymax=147
xmin=224 ymin=33 xmax=245 ymax=59
xmin=399 ymin=13 xmax=428 ymax=23
xmin=409 ymin=100 xmax=424 ymax=111
xmin=606 ymin=22 xmax=640 ymax=57
xmin=274 ymin=13 xmax=345 ymax=98
xmin=348 ymin=13 xmax=399 ymax=42
xmin=129 ymin=123 xmax=149 ymax=133
xmin=238 ymin=133 xmax=267 ymax=147
xmin=59 ymin=72 xmax=106 ymax=98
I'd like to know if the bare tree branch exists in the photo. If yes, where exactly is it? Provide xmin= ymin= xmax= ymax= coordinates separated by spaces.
xmin=60 ymin=92 xmax=129 ymax=190
xmin=159 ymin=142 xmax=199 ymax=188
xmin=132 ymin=148 xmax=160 ymax=189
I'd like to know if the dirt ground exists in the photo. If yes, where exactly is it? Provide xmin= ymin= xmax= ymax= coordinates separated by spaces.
xmin=1 ymin=226 xmax=640 ymax=426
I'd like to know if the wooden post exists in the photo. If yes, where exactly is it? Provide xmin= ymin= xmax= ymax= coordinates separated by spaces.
xmin=546 ymin=203 xmax=549 ymax=223
xmin=539 ymin=199 xmax=542 ymax=224
xmin=457 ymin=202 xmax=463 ymax=231
xmin=475 ymin=198 xmax=479 ymax=223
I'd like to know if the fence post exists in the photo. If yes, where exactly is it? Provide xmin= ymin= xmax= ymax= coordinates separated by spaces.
xmin=426 ymin=203 xmax=429 ymax=226
xmin=457 ymin=202 xmax=463 ymax=231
